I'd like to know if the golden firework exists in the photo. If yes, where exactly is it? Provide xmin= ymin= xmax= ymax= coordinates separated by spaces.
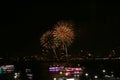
xmin=40 ymin=30 xmax=53 ymax=48
xmin=53 ymin=21 xmax=74 ymax=46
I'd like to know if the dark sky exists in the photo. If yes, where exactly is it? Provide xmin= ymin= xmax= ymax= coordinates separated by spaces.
xmin=1 ymin=1 xmax=120 ymax=56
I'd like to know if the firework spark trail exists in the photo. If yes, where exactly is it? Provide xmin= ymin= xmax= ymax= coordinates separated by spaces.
xmin=40 ymin=30 xmax=59 ymax=60
xmin=53 ymin=21 xmax=75 ymax=62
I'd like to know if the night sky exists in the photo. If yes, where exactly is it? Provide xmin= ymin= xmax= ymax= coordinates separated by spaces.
xmin=1 ymin=1 xmax=120 ymax=56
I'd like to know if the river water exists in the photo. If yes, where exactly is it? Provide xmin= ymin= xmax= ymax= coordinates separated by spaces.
xmin=0 ymin=59 xmax=120 ymax=80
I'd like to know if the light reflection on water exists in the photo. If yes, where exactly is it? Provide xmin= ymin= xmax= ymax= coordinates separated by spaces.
xmin=0 ymin=60 xmax=120 ymax=80
xmin=49 ymin=66 xmax=83 ymax=80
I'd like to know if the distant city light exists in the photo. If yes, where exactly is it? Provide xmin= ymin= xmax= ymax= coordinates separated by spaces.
xmin=85 ymin=73 xmax=88 ymax=76
xmin=14 ymin=72 xmax=20 ymax=79
xmin=59 ymin=71 xmax=62 ymax=75
xmin=94 ymin=75 xmax=98 ymax=79
xmin=88 ymin=53 xmax=91 ymax=56
xmin=58 ymin=78 xmax=64 ymax=80
xmin=111 ymin=71 xmax=114 ymax=74
xmin=111 ymin=74 xmax=114 ymax=77
xmin=65 ymin=72 xmax=71 ymax=76
xmin=102 ymin=69 xmax=106 ymax=73
xmin=117 ymin=77 xmax=120 ymax=79
xmin=77 ymin=74 xmax=79 ymax=77
xmin=80 ymin=50 xmax=83 ymax=52
xmin=77 ymin=64 xmax=80 ymax=66
xmin=105 ymin=75 xmax=110 ymax=77
xmin=53 ymin=78 xmax=57 ymax=80
xmin=74 ymin=74 xmax=76 ymax=77
xmin=66 ymin=78 xmax=74 ymax=80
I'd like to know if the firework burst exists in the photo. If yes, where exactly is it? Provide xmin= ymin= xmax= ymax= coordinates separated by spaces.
xmin=40 ymin=30 xmax=59 ymax=60
xmin=40 ymin=30 xmax=53 ymax=48
xmin=40 ymin=21 xmax=75 ymax=61
xmin=53 ymin=21 xmax=74 ymax=46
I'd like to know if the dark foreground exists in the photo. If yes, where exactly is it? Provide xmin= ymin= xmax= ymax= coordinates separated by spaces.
xmin=0 ymin=59 xmax=120 ymax=80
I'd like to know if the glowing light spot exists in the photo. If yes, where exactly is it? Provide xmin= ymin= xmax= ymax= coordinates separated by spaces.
xmin=85 ymin=73 xmax=88 ymax=76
